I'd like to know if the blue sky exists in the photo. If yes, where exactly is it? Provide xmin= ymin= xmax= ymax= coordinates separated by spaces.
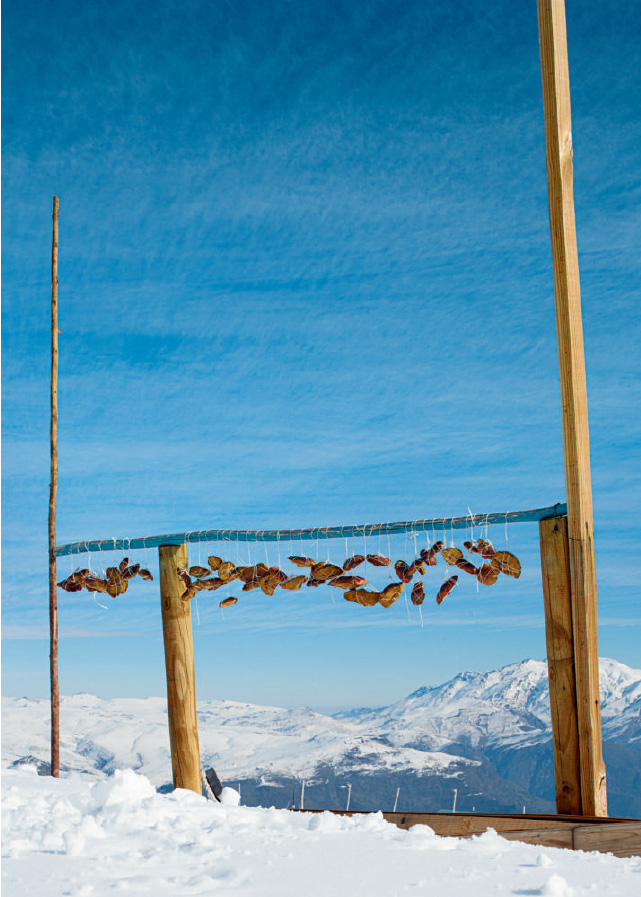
xmin=2 ymin=0 xmax=640 ymax=711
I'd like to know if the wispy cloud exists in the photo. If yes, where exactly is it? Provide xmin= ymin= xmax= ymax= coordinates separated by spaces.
xmin=3 ymin=0 xmax=639 ymax=702
xmin=2 ymin=625 xmax=144 ymax=640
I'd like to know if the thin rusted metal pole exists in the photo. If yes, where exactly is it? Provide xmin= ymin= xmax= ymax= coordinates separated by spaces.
xmin=49 ymin=196 xmax=60 ymax=777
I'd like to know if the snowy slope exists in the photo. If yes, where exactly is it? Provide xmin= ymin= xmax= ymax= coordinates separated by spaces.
xmin=338 ymin=657 xmax=641 ymax=750
xmin=336 ymin=659 xmax=553 ymax=750
xmin=3 ymin=657 xmax=640 ymax=815
xmin=2 ymin=693 xmax=470 ymax=787
xmin=598 ymin=658 xmax=641 ymax=747
xmin=4 ymin=767 xmax=640 ymax=897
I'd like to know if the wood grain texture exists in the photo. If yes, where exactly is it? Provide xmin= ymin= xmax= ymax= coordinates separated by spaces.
xmin=496 ymin=828 xmax=574 ymax=849
xmin=388 ymin=813 xmax=579 ymax=836
xmin=573 ymin=822 xmax=641 ymax=858
xmin=159 ymin=544 xmax=201 ymax=794
xmin=49 ymin=196 xmax=60 ymax=778
xmin=537 ymin=0 xmax=606 ymax=816
xmin=539 ymin=515 xmax=581 ymax=814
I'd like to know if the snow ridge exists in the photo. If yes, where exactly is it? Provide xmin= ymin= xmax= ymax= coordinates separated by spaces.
xmin=5 ymin=766 xmax=640 ymax=897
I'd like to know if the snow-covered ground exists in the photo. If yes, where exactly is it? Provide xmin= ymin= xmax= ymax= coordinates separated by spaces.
xmin=3 ymin=766 xmax=641 ymax=897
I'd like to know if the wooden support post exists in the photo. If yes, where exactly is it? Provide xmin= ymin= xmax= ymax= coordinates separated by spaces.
xmin=540 ymin=515 xmax=581 ymax=814
xmin=49 ymin=196 xmax=60 ymax=778
xmin=158 ymin=543 xmax=201 ymax=794
xmin=537 ymin=0 xmax=607 ymax=815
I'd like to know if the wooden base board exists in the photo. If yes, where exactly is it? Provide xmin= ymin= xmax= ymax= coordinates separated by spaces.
xmin=294 ymin=810 xmax=641 ymax=858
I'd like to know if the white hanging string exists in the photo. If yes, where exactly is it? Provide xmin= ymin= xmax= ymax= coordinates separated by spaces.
xmin=467 ymin=507 xmax=475 ymax=546
xmin=84 ymin=542 xmax=92 ymax=575
xmin=92 ymin=591 xmax=109 ymax=611
xmin=403 ymin=582 xmax=411 ymax=624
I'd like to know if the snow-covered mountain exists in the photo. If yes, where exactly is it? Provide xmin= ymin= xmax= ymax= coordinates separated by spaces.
xmin=339 ymin=657 xmax=641 ymax=752
xmin=4 ymin=657 xmax=640 ymax=816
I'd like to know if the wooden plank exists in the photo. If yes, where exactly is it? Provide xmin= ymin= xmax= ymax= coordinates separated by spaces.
xmin=53 ymin=503 xmax=568 ymax=557
xmin=158 ymin=544 xmax=201 ymax=794
xmin=476 ymin=824 xmax=641 ymax=856
xmin=385 ymin=813 xmax=579 ymax=836
xmin=573 ymin=822 xmax=641 ymax=858
xmin=300 ymin=808 xmax=632 ymax=826
xmin=495 ymin=828 xmax=574 ymax=850
xmin=537 ymin=0 xmax=607 ymax=816
xmin=539 ymin=515 xmax=582 ymax=814
xmin=378 ymin=812 xmax=640 ymax=857
xmin=299 ymin=809 xmax=639 ymax=855
xmin=49 ymin=196 xmax=60 ymax=779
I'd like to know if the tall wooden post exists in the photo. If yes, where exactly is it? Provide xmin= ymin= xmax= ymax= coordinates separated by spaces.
xmin=537 ymin=0 xmax=607 ymax=815
xmin=540 ymin=515 xmax=581 ymax=814
xmin=158 ymin=544 xmax=201 ymax=793
xmin=49 ymin=196 xmax=60 ymax=778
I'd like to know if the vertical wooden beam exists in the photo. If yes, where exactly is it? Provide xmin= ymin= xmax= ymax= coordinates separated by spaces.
xmin=540 ymin=515 xmax=581 ymax=814
xmin=49 ymin=196 xmax=60 ymax=778
xmin=537 ymin=0 xmax=607 ymax=815
xmin=158 ymin=543 xmax=201 ymax=794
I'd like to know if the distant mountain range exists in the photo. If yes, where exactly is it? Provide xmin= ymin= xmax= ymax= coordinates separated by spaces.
xmin=3 ymin=657 xmax=640 ymax=817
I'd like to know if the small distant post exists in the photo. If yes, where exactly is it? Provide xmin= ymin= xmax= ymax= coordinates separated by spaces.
xmin=537 ymin=0 xmax=607 ymax=816
xmin=158 ymin=543 xmax=201 ymax=793
xmin=49 ymin=196 xmax=60 ymax=778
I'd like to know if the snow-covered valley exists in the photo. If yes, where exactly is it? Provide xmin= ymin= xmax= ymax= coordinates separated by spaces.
xmin=4 ymin=657 xmax=641 ymax=816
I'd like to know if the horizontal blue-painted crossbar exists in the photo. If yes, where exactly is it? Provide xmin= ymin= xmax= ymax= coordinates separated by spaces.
xmin=53 ymin=503 xmax=567 ymax=557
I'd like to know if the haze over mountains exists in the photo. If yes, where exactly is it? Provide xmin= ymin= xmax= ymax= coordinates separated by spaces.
xmin=4 ymin=658 xmax=640 ymax=817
